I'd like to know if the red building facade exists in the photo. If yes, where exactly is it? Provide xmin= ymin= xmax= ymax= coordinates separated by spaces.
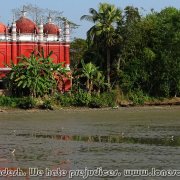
xmin=0 ymin=10 xmax=71 ymax=91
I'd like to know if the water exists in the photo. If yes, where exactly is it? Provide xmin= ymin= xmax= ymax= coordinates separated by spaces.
xmin=0 ymin=106 xmax=180 ymax=179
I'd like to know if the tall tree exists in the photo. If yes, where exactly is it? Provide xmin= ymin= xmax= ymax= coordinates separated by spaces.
xmin=81 ymin=3 xmax=122 ymax=88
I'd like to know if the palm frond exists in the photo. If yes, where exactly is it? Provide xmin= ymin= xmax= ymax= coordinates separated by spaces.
xmin=80 ymin=15 xmax=94 ymax=22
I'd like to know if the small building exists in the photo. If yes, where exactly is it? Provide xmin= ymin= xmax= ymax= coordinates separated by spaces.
xmin=0 ymin=9 xmax=71 ymax=92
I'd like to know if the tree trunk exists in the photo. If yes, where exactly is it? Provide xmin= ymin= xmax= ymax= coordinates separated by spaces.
xmin=89 ymin=80 xmax=93 ymax=94
xmin=107 ymin=48 xmax=111 ymax=90
xmin=117 ymin=55 xmax=121 ymax=72
xmin=86 ymin=79 xmax=90 ymax=92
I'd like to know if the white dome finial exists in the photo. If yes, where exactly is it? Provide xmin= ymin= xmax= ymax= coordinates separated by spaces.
xmin=21 ymin=6 xmax=27 ymax=17
xmin=48 ymin=13 xmax=52 ymax=23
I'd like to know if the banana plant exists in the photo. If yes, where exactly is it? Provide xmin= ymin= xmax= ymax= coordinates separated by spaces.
xmin=6 ymin=49 xmax=66 ymax=97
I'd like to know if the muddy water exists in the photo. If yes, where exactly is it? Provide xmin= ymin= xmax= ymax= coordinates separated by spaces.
xmin=0 ymin=107 xmax=180 ymax=179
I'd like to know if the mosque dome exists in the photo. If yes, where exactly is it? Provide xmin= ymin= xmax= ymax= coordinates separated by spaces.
xmin=16 ymin=17 xmax=38 ymax=34
xmin=43 ymin=23 xmax=60 ymax=35
xmin=0 ymin=23 xmax=7 ymax=33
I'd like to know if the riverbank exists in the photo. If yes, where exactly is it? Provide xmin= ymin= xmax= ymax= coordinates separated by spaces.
xmin=1 ymin=96 xmax=180 ymax=113
xmin=120 ymin=97 xmax=180 ymax=107
xmin=1 ymin=103 xmax=180 ymax=114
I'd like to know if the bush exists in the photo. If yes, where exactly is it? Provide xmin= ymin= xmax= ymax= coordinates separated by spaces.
xmin=100 ymin=92 xmax=116 ymax=107
xmin=56 ymin=93 xmax=74 ymax=107
xmin=88 ymin=95 xmax=103 ymax=108
xmin=88 ymin=92 xmax=117 ymax=108
xmin=0 ymin=96 xmax=19 ymax=107
xmin=0 ymin=96 xmax=36 ymax=109
xmin=40 ymin=99 xmax=53 ymax=110
xmin=56 ymin=90 xmax=117 ymax=108
xmin=18 ymin=97 xmax=36 ymax=109
xmin=73 ymin=89 xmax=91 ymax=106
xmin=128 ymin=90 xmax=151 ymax=105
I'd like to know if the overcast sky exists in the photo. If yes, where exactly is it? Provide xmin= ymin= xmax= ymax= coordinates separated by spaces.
xmin=0 ymin=0 xmax=179 ymax=39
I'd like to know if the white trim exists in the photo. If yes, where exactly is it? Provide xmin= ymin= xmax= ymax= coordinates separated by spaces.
xmin=65 ymin=64 xmax=70 ymax=70
xmin=0 ymin=68 xmax=12 ymax=71
xmin=0 ymin=42 xmax=65 ymax=47
xmin=0 ymin=43 xmax=64 ymax=46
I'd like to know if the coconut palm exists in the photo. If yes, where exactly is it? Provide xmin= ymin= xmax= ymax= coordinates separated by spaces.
xmin=81 ymin=3 xmax=122 ymax=88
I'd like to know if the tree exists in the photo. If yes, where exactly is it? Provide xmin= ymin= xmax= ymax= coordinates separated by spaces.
xmin=151 ymin=7 xmax=180 ymax=97
xmin=119 ymin=6 xmax=180 ymax=97
xmin=81 ymin=3 xmax=122 ymax=88
xmin=70 ymin=38 xmax=88 ymax=67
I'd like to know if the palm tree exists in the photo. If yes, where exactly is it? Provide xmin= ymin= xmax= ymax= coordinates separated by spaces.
xmin=81 ymin=3 xmax=122 ymax=88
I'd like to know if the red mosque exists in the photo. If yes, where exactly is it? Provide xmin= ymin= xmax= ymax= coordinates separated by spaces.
xmin=0 ymin=9 xmax=71 ymax=91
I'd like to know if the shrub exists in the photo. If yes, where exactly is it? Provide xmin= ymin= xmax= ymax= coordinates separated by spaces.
xmin=128 ymin=90 xmax=151 ymax=105
xmin=88 ymin=95 xmax=103 ymax=108
xmin=18 ymin=97 xmax=36 ymax=109
xmin=73 ymin=89 xmax=91 ymax=106
xmin=0 ymin=96 xmax=36 ymax=109
xmin=100 ymin=92 xmax=116 ymax=107
xmin=56 ymin=90 xmax=117 ymax=108
xmin=0 ymin=96 xmax=18 ymax=107
xmin=40 ymin=99 xmax=53 ymax=110
xmin=56 ymin=93 xmax=74 ymax=107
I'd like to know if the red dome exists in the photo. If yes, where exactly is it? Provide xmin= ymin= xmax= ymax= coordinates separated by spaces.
xmin=0 ymin=23 xmax=7 ymax=33
xmin=43 ymin=23 xmax=59 ymax=35
xmin=16 ymin=17 xmax=38 ymax=34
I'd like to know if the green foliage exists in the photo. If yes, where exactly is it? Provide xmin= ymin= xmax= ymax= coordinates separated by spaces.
xmin=6 ymin=49 xmax=66 ymax=98
xmin=40 ymin=100 xmax=53 ymax=110
xmin=118 ymin=6 xmax=180 ymax=98
xmin=81 ymin=60 xmax=98 ymax=93
xmin=18 ymin=97 xmax=36 ymax=109
xmin=73 ymin=89 xmax=91 ymax=106
xmin=55 ymin=90 xmax=117 ymax=108
xmin=0 ymin=96 xmax=19 ymax=107
xmin=81 ymin=4 xmax=180 ymax=98
xmin=56 ymin=90 xmax=92 ymax=107
xmin=100 ymin=92 xmax=117 ymax=107
xmin=70 ymin=38 xmax=88 ymax=67
xmin=72 ymin=60 xmax=107 ymax=94
xmin=94 ymin=71 xmax=109 ymax=93
xmin=0 ymin=96 xmax=36 ymax=109
xmin=88 ymin=95 xmax=103 ymax=108
xmin=56 ymin=93 xmax=74 ymax=107
xmin=127 ymin=90 xmax=152 ymax=105
xmin=81 ymin=3 xmax=122 ymax=85
xmin=88 ymin=92 xmax=116 ymax=108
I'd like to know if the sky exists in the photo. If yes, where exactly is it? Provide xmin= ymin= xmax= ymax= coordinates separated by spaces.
xmin=0 ymin=0 xmax=179 ymax=39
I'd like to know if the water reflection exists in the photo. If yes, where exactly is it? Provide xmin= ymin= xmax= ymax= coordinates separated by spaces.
xmin=16 ymin=133 xmax=180 ymax=147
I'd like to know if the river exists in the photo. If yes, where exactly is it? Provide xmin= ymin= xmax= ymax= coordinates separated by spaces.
xmin=0 ymin=106 xmax=180 ymax=179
